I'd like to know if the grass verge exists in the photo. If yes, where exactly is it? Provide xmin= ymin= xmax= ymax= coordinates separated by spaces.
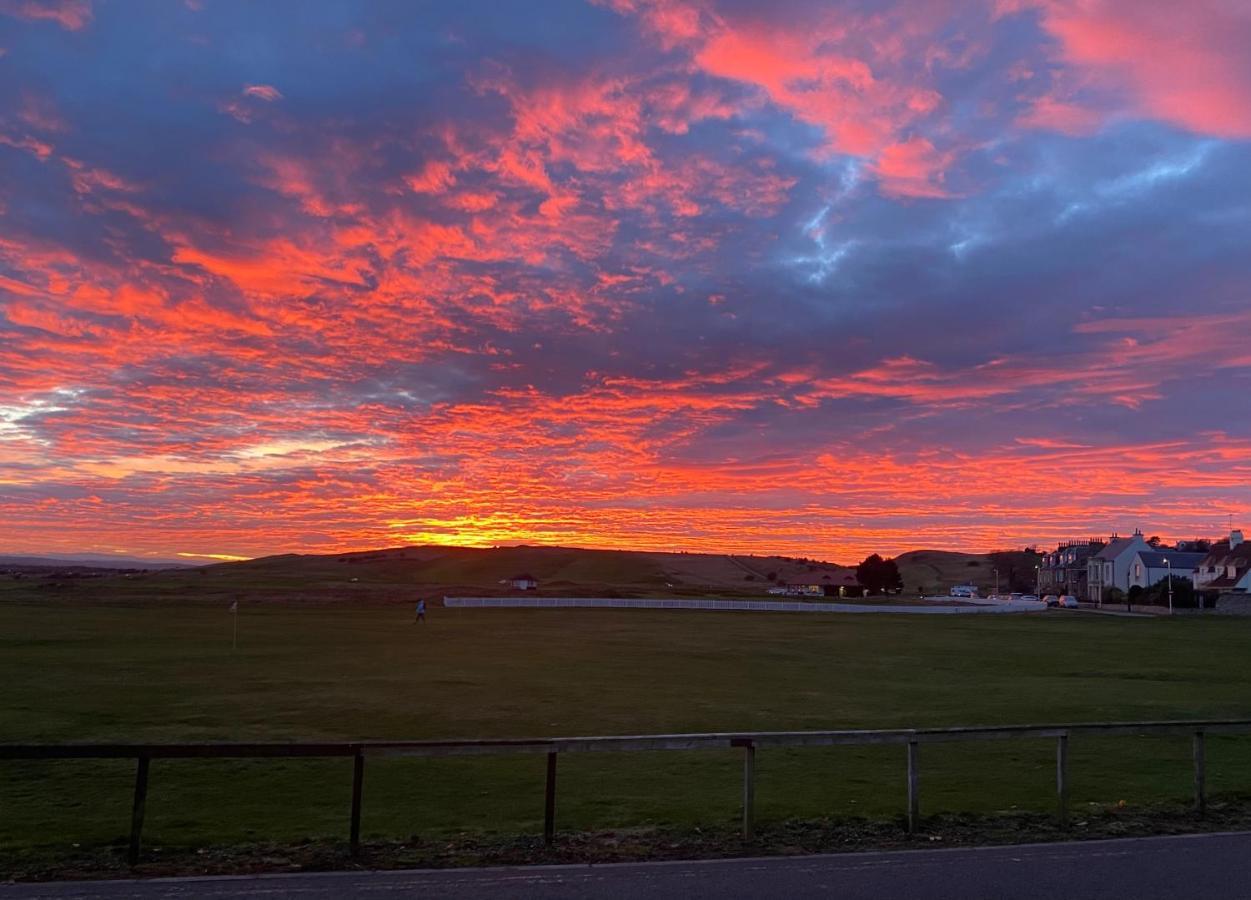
xmin=6 ymin=796 xmax=1251 ymax=882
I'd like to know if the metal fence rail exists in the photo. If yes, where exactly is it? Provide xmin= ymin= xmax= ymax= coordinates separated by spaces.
xmin=4 ymin=718 xmax=1248 ymax=865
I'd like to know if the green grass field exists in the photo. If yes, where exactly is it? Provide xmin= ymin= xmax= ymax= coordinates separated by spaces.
xmin=3 ymin=603 xmax=1251 ymax=864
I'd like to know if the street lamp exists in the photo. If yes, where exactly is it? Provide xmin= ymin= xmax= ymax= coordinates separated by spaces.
xmin=1164 ymin=558 xmax=1173 ymax=615
xmin=993 ymin=567 xmax=1000 ymax=597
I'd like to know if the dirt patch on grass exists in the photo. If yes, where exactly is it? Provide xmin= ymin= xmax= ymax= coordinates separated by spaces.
xmin=7 ymin=796 xmax=1251 ymax=883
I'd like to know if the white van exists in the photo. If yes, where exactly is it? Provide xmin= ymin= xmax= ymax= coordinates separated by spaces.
xmin=949 ymin=583 xmax=980 ymax=598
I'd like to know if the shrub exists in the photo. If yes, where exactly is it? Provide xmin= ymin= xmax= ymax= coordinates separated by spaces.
xmin=1141 ymin=576 xmax=1197 ymax=608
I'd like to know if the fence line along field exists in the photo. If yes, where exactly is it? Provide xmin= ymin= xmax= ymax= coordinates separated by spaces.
xmin=4 ymin=601 xmax=1251 ymax=866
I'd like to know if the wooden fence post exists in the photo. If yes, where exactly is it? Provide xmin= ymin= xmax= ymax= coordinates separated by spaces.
xmin=1056 ymin=733 xmax=1069 ymax=825
xmin=742 ymin=742 xmax=756 ymax=839
xmin=544 ymin=751 xmax=557 ymax=846
xmin=1193 ymin=731 xmax=1206 ymax=815
xmin=349 ymin=751 xmax=364 ymax=856
xmin=128 ymin=756 xmax=150 ymax=867
xmin=906 ymin=741 xmax=919 ymax=833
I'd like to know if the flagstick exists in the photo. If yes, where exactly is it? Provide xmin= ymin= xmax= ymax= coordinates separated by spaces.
xmin=232 ymin=604 xmax=238 ymax=652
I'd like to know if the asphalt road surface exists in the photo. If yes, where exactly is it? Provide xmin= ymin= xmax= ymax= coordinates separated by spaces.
xmin=5 ymin=833 xmax=1250 ymax=899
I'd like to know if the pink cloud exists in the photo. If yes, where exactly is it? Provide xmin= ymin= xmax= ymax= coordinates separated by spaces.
xmin=0 ymin=0 xmax=91 ymax=30
xmin=243 ymin=84 xmax=283 ymax=102
xmin=1016 ymin=93 xmax=1103 ymax=135
xmin=872 ymin=136 xmax=956 ymax=198
xmin=1009 ymin=0 xmax=1251 ymax=138
xmin=610 ymin=2 xmax=961 ymax=199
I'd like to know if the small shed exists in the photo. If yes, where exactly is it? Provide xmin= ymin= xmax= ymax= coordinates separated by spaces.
xmin=509 ymin=573 xmax=538 ymax=591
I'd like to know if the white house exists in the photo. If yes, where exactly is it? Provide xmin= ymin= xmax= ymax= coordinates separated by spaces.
xmin=509 ymin=573 xmax=538 ymax=591
xmin=1087 ymin=530 xmax=1149 ymax=603
xmin=1194 ymin=531 xmax=1251 ymax=595
xmin=1128 ymin=550 xmax=1206 ymax=590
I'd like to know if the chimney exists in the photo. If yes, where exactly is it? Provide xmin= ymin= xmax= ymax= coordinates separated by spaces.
xmin=1233 ymin=530 xmax=1245 ymax=549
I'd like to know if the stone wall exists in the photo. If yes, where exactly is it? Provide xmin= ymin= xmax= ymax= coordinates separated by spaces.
xmin=1213 ymin=594 xmax=1251 ymax=616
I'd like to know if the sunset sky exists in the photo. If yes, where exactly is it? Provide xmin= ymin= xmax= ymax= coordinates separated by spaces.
xmin=1 ymin=0 xmax=1249 ymax=563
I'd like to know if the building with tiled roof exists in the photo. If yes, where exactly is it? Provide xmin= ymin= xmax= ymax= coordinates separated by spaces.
xmin=1193 ymin=531 xmax=1251 ymax=595
xmin=1086 ymin=530 xmax=1149 ymax=603
xmin=1129 ymin=550 xmax=1207 ymax=590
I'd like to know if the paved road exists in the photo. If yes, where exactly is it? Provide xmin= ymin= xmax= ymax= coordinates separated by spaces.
xmin=447 ymin=596 xmax=1043 ymax=614
xmin=6 ymin=833 xmax=1251 ymax=899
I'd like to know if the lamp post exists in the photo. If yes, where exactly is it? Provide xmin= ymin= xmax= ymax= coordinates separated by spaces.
xmin=1165 ymin=558 xmax=1173 ymax=615
xmin=1035 ymin=564 xmax=1040 ymax=594
xmin=993 ymin=567 xmax=1000 ymax=598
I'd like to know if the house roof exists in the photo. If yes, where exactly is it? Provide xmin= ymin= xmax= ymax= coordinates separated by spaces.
xmin=1136 ymin=551 xmax=1207 ymax=569
xmin=1198 ymin=541 xmax=1251 ymax=571
xmin=1046 ymin=544 xmax=1098 ymax=565
xmin=510 ymin=573 xmax=537 ymax=581
xmin=1094 ymin=536 xmax=1142 ymax=560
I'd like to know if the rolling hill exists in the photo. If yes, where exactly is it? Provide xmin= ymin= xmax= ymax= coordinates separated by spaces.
xmin=0 ymin=544 xmax=1042 ymax=605
xmin=896 ymin=549 xmax=1044 ymax=596
xmin=1 ymin=545 xmax=854 ymax=605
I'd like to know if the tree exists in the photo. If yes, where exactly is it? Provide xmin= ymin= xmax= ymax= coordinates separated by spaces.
xmin=1143 ymin=575 xmax=1196 ymax=608
xmin=857 ymin=554 xmax=904 ymax=595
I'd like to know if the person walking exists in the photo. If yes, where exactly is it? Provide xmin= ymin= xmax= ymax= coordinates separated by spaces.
xmin=415 ymin=598 xmax=426 ymax=624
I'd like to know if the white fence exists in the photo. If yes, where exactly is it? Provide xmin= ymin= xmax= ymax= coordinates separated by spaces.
xmin=443 ymin=596 xmax=1041 ymax=614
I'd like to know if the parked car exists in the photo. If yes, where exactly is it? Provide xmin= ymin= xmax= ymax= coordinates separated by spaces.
xmin=1020 ymin=594 xmax=1040 ymax=602
xmin=1058 ymin=595 xmax=1079 ymax=608
xmin=1043 ymin=594 xmax=1060 ymax=607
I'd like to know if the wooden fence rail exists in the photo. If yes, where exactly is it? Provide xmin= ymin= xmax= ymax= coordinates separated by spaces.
xmin=4 ymin=718 xmax=1249 ymax=865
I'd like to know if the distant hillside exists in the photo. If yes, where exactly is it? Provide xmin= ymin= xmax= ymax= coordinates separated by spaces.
xmin=197 ymin=544 xmax=854 ymax=600
xmin=0 ymin=544 xmax=855 ymax=605
xmin=0 ymin=554 xmax=190 ymax=570
xmin=1 ymin=543 xmax=1042 ymax=606
xmin=896 ymin=549 xmax=1044 ymax=595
